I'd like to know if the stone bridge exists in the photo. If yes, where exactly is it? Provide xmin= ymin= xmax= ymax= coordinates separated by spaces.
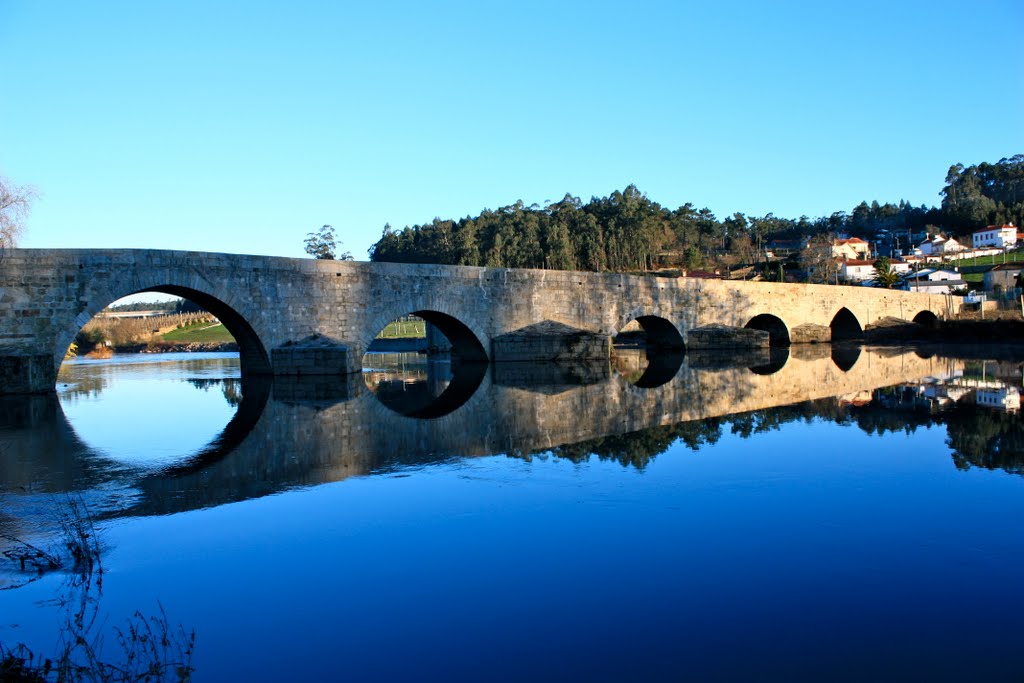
xmin=0 ymin=248 xmax=960 ymax=393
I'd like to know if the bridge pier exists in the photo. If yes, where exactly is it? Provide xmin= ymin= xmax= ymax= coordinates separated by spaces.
xmin=0 ymin=353 xmax=56 ymax=394
xmin=491 ymin=321 xmax=609 ymax=362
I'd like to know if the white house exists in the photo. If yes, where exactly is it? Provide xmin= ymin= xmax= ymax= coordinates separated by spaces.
xmin=972 ymin=223 xmax=1018 ymax=249
xmin=900 ymin=268 xmax=966 ymax=294
xmin=838 ymin=258 xmax=876 ymax=283
xmin=976 ymin=386 xmax=1020 ymax=412
xmin=890 ymin=259 xmax=912 ymax=275
xmin=918 ymin=235 xmax=965 ymax=257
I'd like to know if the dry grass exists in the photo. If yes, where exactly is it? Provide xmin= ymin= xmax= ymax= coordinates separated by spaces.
xmin=1 ymin=499 xmax=195 ymax=682
xmin=77 ymin=313 xmax=218 ymax=351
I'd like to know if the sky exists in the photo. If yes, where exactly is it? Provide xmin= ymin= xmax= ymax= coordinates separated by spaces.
xmin=2 ymin=0 xmax=1022 ymax=263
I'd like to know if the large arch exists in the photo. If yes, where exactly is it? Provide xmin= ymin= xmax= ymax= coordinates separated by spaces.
xmin=56 ymin=285 xmax=272 ymax=379
xmin=830 ymin=307 xmax=864 ymax=341
xmin=744 ymin=314 xmax=791 ymax=347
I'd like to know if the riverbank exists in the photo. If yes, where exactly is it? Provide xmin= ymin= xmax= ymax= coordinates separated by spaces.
xmin=83 ymin=341 xmax=238 ymax=357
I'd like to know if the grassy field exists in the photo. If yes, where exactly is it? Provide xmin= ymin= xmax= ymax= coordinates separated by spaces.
xmin=376 ymin=319 xmax=426 ymax=338
xmin=161 ymin=322 xmax=235 ymax=343
xmin=949 ymin=251 xmax=1024 ymax=269
xmin=928 ymin=251 xmax=1024 ymax=284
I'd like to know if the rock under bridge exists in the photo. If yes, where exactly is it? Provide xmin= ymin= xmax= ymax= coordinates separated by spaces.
xmin=0 ymin=248 xmax=959 ymax=393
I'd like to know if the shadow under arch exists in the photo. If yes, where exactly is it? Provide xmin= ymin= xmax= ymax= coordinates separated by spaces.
xmin=633 ymin=349 xmax=685 ymax=388
xmin=831 ymin=344 xmax=862 ymax=372
xmin=913 ymin=310 xmax=939 ymax=328
xmin=830 ymin=307 xmax=864 ymax=341
xmin=411 ymin=309 xmax=489 ymax=362
xmin=631 ymin=315 xmax=685 ymax=351
xmin=404 ymin=360 xmax=488 ymax=419
xmin=744 ymin=314 xmax=791 ymax=347
xmin=748 ymin=347 xmax=790 ymax=375
xmin=138 ymin=285 xmax=272 ymax=376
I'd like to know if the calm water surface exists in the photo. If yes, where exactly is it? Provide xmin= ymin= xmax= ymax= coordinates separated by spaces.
xmin=2 ymin=349 xmax=1023 ymax=681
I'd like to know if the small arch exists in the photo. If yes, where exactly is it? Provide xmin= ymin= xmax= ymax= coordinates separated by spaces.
xmin=631 ymin=316 xmax=685 ymax=351
xmin=411 ymin=310 xmax=488 ymax=362
xmin=913 ymin=310 xmax=939 ymax=328
xmin=365 ymin=355 xmax=486 ymax=419
xmin=363 ymin=310 xmax=487 ymax=418
xmin=830 ymin=307 xmax=864 ymax=341
xmin=633 ymin=350 xmax=685 ymax=388
xmin=612 ymin=315 xmax=684 ymax=388
xmin=744 ymin=314 xmax=791 ymax=347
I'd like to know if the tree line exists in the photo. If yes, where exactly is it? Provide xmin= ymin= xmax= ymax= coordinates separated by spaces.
xmin=368 ymin=155 xmax=1024 ymax=275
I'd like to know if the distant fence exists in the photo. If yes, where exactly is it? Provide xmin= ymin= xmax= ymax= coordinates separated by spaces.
xmin=964 ymin=288 xmax=1024 ymax=315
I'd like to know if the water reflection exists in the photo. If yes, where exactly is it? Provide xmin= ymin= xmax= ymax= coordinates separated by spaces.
xmin=2 ymin=348 xmax=1023 ymax=528
xmin=5 ymin=349 xmax=1024 ymax=682
xmin=55 ymin=354 xmax=249 ymax=469
xmin=362 ymin=352 xmax=486 ymax=417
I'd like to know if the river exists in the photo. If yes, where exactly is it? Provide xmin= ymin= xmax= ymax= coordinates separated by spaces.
xmin=1 ymin=348 xmax=1023 ymax=681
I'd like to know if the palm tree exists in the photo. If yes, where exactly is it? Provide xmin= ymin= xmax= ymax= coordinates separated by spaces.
xmin=872 ymin=257 xmax=901 ymax=288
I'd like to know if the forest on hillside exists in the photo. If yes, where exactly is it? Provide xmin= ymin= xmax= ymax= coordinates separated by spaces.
xmin=368 ymin=156 xmax=1024 ymax=277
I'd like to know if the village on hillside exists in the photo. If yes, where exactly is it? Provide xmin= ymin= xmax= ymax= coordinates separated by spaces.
xmin=710 ymin=222 xmax=1024 ymax=305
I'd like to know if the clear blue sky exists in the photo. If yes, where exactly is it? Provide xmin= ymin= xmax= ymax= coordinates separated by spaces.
xmin=2 ymin=0 xmax=1021 ymax=261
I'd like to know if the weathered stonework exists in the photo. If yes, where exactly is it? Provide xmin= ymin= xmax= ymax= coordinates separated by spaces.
xmin=687 ymin=324 xmax=769 ymax=350
xmin=791 ymin=323 xmax=832 ymax=344
xmin=492 ymin=360 xmax=610 ymax=390
xmin=0 ymin=248 xmax=960 ymax=393
xmin=0 ymin=353 xmax=52 ymax=394
xmin=492 ymin=320 xmax=609 ymax=362
xmin=271 ymin=334 xmax=351 ymax=376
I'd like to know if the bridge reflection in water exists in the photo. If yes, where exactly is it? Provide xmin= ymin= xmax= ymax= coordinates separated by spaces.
xmin=1 ymin=346 xmax=981 ymax=527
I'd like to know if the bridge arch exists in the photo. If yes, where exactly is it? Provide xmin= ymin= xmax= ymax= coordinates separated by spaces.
xmin=361 ymin=307 xmax=487 ymax=419
xmin=913 ymin=310 xmax=939 ymax=328
xmin=56 ymin=284 xmax=272 ymax=378
xmin=364 ymin=306 xmax=489 ymax=362
xmin=830 ymin=307 xmax=864 ymax=341
xmin=413 ymin=310 xmax=488 ymax=361
xmin=614 ymin=314 xmax=685 ymax=351
xmin=744 ymin=314 xmax=791 ymax=347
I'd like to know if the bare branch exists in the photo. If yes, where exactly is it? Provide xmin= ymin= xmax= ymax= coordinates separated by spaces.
xmin=0 ymin=175 xmax=39 ymax=248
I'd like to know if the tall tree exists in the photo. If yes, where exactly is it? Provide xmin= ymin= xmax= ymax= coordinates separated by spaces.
xmin=304 ymin=224 xmax=353 ymax=260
